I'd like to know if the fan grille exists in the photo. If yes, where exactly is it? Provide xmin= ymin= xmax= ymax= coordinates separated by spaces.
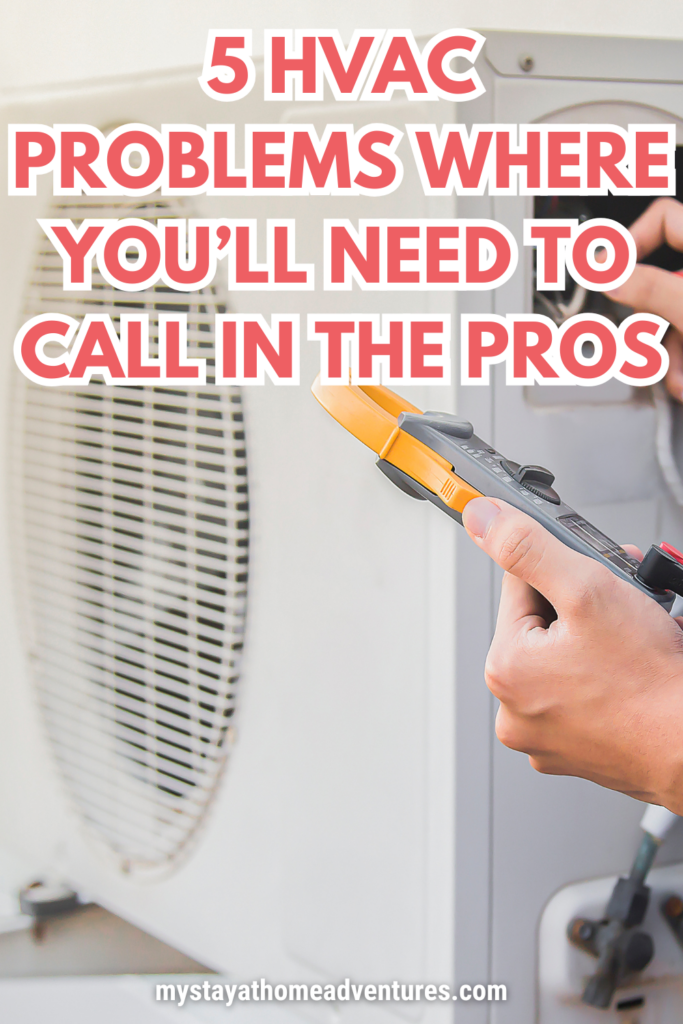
xmin=13 ymin=196 xmax=248 ymax=869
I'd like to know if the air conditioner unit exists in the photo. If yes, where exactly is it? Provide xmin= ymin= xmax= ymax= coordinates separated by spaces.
xmin=1 ymin=29 xmax=683 ymax=1024
xmin=0 ymin=52 xmax=459 ymax=1024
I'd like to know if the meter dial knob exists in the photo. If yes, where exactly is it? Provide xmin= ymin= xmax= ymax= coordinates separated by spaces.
xmin=636 ymin=543 xmax=683 ymax=596
xmin=419 ymin=412 xmax=474 ymax=439
xmin=500 ymin=461 xmax=561 ymax=505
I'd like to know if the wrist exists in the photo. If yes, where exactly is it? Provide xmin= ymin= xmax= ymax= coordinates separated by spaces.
xmin=647 ymin=672 xmax=683 ymax=814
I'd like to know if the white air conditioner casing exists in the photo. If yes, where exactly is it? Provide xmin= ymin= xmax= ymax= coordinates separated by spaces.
xmin=0 ymin=62 xmax=459 ymax=1024
xmin=2 ymin=31 xmax=683 ymax=1024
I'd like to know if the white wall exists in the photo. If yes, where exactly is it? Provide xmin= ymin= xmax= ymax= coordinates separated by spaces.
xmin=2 ymin=0 xmax=683 ymax=96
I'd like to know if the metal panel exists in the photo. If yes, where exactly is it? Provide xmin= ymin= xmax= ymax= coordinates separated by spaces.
xmin=484 ymin=31 xmax=683 ymax=84
xmin=456 ymin=37 xmax=683 ymax=1024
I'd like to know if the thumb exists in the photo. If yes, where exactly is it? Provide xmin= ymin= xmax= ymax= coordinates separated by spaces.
xmin=462 ymin=496 xmax=608 ymax=612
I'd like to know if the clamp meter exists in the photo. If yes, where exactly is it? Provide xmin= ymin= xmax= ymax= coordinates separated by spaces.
xmin=311 ymin=375 xmax=683 ymax=1009
xmin=311 ymin=376 xmax=683 ymax=612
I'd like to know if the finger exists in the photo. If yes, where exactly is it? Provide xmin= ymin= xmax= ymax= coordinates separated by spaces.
xmin=606 ymin=264 xmax=683 ymax=335
xmin=462 ymin=496 xmax=609 ymax=612
xmin=622 ymin=543 xmax=643 ymax=561
xmin=495 ymin=705 xmax=549 ymax=758
xmin=664 ymin=328 xmax=683 ymax=402
xmin=627 ymin=198 xmax=683 ymax=260
xmin=495 ymin=572 xmax=554 ymax=637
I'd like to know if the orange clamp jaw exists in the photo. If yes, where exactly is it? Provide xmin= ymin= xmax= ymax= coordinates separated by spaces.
xmin=311 ymin=377 xmax=482 ymax=515
xmin=312 ymin=378 xmax=680 ymax=613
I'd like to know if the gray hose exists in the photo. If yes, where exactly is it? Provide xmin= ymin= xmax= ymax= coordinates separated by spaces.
xmin=654 ymin=382 xmax=683 ymax=508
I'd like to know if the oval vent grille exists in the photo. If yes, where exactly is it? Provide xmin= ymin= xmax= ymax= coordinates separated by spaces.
xmin=14 ymin=195 xmax=248 ymax=871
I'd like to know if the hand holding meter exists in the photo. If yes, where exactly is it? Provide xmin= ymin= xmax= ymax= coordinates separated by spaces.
xmin=312 ymin=374 xmax=683 ymax=1011
xmin=311 ymin=375 xmax=683 ymax=612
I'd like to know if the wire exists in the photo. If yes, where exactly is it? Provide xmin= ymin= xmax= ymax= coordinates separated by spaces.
xmin=533 ymin=284 xmax=589 ymax=325
xmin=557 ymin=284 xmax=588 ymax=320
xmin=654 ymin=381 xmax=683 ymax=508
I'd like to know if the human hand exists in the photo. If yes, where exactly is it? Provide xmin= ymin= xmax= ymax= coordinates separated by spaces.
xmin=462 ymin=495 xmax=683 ymax=811
xmin=606 ymin=198 xmax=683 ymax=401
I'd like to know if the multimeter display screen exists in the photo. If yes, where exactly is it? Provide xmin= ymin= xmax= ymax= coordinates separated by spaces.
xmin=558 ymin=515 xmax=640 ymax=576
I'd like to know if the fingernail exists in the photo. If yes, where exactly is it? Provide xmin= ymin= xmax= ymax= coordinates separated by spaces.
xmin=463 ymin=497 xmax=501 ymax=539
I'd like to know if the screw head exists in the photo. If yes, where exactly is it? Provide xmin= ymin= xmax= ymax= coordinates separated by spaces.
xmin=664 ymin=895 xmax=683 ymax=918
xmin=519 ymin=54 xmax=534 ymax=73
xmin=569 ymin=917 xmax=595 ymax=944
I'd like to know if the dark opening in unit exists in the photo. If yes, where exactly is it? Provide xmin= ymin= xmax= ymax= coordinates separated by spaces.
xmin=533 ymin=147 xmax=683 ymax=328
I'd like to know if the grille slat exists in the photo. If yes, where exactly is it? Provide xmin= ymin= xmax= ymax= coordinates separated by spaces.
xmin=14 ymin=194 xmax=248 ymax=869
